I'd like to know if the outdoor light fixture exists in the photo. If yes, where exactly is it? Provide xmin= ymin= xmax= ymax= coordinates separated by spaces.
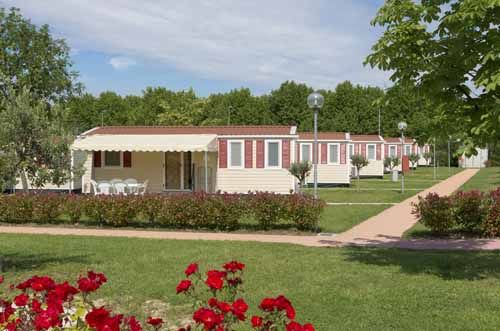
xmin=307 ymin=91 xmax=324 ymax=200
xmin=398 ymin=121 xmax=407 ymax=193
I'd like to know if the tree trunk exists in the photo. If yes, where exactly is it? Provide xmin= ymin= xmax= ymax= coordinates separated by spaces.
xmin=357 ymin=173 xmax=360 ymax=192
xmin=20 ymin=169 xmax=29 ymax=193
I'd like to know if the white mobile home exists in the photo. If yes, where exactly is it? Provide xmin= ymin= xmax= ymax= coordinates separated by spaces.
xmin=350 ymin=135 xmax=385 ymax=178
xmin=296 ymin=132 xmax=351 ymax=185
xmin=459 ymin=148 xmax=489 ymax=168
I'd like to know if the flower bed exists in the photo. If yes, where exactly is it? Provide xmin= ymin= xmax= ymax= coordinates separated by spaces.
xmin=0 ymin=261 xmax=315 ymax=330
xmin=412 ymin=188 xmax=500 ymax=237
xmin=0 ymin=192 xmax=325 ymax=232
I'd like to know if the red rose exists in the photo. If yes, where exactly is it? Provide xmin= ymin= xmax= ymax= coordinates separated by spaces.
xmin=303 ymin=323 xmax=315 ymax=331
xmin=275 ymin=295 xmax=295 ymax=319
xmin=259 ymin=298 xmax=275 ymax=312
xmin=185 ymin=263 xmax=198 ymax=276
xmin=286 ymin=321 xmax=303 ymax=331
xmin=85 ymin=307 xmax=110 ymax=328
xmin=30 ymin=276 xmax=56 ymax=292
xmin=126 ymin=316 xmax=143 ymax=331
xmin=232 ymin=298 xmax=248 ymax=320
xmin=208 ymin=297 xmax=218 ymax=307
xmin=206 ymin=270 xmax=227 ymax=278
xmin=205 ymin=275 xmax=224 ymax=290
xmin=251 ymin=315 xmax=263 ymax=328
xmin=217 ymin=301 xmax=232 ymax=313
xmin=222 ymin=261 xmax=245 ymax=273
xmin=193 ymin=308 xmax=223 ymax=330
xmin=34 ymin=306 xmax=61 ymax=330
xmin=147 ymin=317 xmax=164 ymax=327
xmin=53 ymin=282 xmax=79 ymax=301
xmin=14 ymin=293 xmax=29 ymax=306
xmin=0 ymin=275 xmax=3 ymax=284
xmin=176 ymin=279 xmax=192 ymax=294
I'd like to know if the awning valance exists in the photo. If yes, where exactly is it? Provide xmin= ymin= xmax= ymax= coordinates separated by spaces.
xmin=72 ymin=134 xmax=218 ymax=152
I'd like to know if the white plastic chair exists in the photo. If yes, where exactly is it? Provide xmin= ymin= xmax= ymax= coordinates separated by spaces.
xmin=124 ymin=178 xmax=138 ymax=195
xmin=137 ymin=180 xmax=149 ymax=195
xmin=114 ymin=182 xmax=128 ymax=195
xmin=97 ymin=182 xmax=112 ymax=195
xmin=90 ymin=180 xmax=101 ymax=195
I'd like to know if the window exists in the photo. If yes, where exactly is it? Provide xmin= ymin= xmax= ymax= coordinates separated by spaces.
xmin=348 ymin=144 xmax=354 ymax=159
xmin=300 ymin=143 xmax=312 ymax=162
xmin=405 ymin=145 xmax=411 ymax=156
xmin=418 ymin=146 xmax=421 ymax=155
xmin=389 ymin=145 xmax=397 ymax=157
xmin=266 ymin=140 xmax=281 ymax=168
xmin=228 ymin=141 xmax=244 ymax=168
xmin=104 ymin=151 xmax=121 ymax=167
xmin=367 ymin=144 xmax=376 ymax=160
xmin=328 ymin=143 xmax=340 ymax=164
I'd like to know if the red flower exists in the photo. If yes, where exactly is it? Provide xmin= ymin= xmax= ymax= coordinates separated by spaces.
xmin=53 ymin=282 xmax=79 ymax=301
xmin=85 ymin=307 xmax=110 ymax=329
xmin=286 ymin=321 xmax=303 ymax=331
xmin=147 ymin=316 xmax=163 ymax=328
xmin=34 ymin=306 xmax=61 ymax=330
xmin=217 ymin=301 xmax=232 ymax=314
xmin=78 ymin=271 xmax=107 ymax=293
xmin=303 ymin=323 xmax=315 ymax=331
xmin=193 ymin=308 xmax=223 ymax=330
xmin=231 ymin=298 xmax=248 ymax=320
xmin=176 ymin=279 xmax=192 ymax=294
xmin=126 ymin=316 xmax=143 ymax=331
xmin=206 ymin=270 xmax=227 ymax=278
xmin=251 ymin=316 xmax=263 ymax=328
xmin=275 ymin=295 xmax=295 ymax=320
xmin=222 ymin=261 xmax=245 ymax=273
xmin=0 ymin=275 xmax=3 ymax=284
xmin=14 ymin=293 xmax=29 ymax=306
xmin=259 ymin=298 xmax=275 ymax=312
xmin=185 ymin=263 xmax=198 ymax=276
xmin=205 ymin=275 xmax=224 ymax=290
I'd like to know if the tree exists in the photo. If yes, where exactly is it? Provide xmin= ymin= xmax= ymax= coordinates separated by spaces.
xmin=288 ymin=161 xmax=312 ymax=191
xmin=384 ymin=156 xmax=400 ymax=171
xmin=351 ymin=154 xmax=369 ymax=191
xmin=268 ymin=81 xmax=314 ymax=130
xmin=0 ymin=7 xmax=79 ymax=103
xmin=0 ymin=88 xmax=75 ymax=191
xmin=366 ymin=0 xmax=500 ymax=155
xmin=409 ymin=153 xmax=420 ymax=169
xmin=0 ymin=151 xmax=17 ymax=192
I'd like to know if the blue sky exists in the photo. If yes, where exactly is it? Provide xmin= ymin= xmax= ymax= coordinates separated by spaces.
xmin=2 ymin=0 xmax=389 ymax=96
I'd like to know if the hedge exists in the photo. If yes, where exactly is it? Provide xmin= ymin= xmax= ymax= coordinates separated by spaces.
xmin=0 ymin=192 xmax=325 ymax=231
xmin=412 ymin=188 xmax=500 ymax=237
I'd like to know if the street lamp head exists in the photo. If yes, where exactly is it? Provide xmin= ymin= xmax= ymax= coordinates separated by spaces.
xmin=398 ymin=121 xmax=407 ymax=131
xmin=307 ymin=91 xmax=324 ymax=109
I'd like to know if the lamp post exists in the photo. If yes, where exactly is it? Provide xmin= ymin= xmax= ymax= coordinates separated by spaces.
xmin=448 ymin=136 xmax=451 ymax=174
xmin=398 ymin=121 xmax=407 ymax=193
xmin=307 ymin=91 xmax=324 ymax=200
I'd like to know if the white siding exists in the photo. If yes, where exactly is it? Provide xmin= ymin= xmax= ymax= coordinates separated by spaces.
xmin=217 ymin=168 xmax=294 ymax=194
xmin=358 ymin=160 xmax=384 ymax=177
xmin=306 ymin=163 xmax=350 ymax=185
xmin=460 ymin=148 xmax=488 ymax=168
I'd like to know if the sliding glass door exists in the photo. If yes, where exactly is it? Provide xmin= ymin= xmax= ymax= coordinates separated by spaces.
xmin=164 ymin=152 xmax=193 ymax=190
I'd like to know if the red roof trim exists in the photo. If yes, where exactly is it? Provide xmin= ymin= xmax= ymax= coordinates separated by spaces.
xmin=87 ymin=126 xmax=294 ymax=136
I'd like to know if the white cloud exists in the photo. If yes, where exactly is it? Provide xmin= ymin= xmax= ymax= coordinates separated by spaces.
xmin=109 ymin=56 xmax=136 ymax=70
xmin=5 ymin=0 xmax=390 ymax=90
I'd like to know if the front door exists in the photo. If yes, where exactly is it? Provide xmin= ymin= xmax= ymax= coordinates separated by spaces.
xmin=164 ymin=152 xmax=193 ymax=190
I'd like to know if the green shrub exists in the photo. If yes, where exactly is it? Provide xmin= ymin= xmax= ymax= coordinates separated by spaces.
xmin=412 ymin=193 xmax=454 ymax=234
xmin=82 ymin=196 xmax=108 ymax=225
xmin=137 ymin=194 xmax=163 ymax=223
xmin=483 ymin=188 xmax=500 ymax=237
xmin=286 ymin=194 xmax=325 ymax=231
xmin=5 ymin=194 xmax=34 ymax=223
xmin=102 ymin=195 xmax=139 ymax=226
xmin=249 ymin=192 xmax=288 ymax=229
xmin=453 ymin=190 xmax=486 ymax=232
xmin=63 ymin=194 xmax=83 ymax=223
xmin=32 ymin=193 xmax=63 ymax=223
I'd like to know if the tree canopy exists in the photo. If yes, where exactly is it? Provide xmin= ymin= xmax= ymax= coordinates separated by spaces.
xmin=366 ymin=0 xmax=500 ymax=154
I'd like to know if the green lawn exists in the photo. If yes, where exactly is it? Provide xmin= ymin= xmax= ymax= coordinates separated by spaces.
xmin=460 ymin=167 xmax=500 ymax=192
xmin=307 ymin=167 xmax=462 ymax=203
xmin=404 ymin=167 xmax=500 ymax=239
xmin=2 ymin=234 xmax=500 ymax=330
xmin=319 ymin=205 xmax=389 ymax=233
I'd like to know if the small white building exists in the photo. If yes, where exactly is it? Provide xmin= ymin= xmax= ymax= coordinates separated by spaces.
xmin=296 ymin=132 xmax=351 ymax=185
xmin=350 ymin=134 xmax=385 ymax=178
xmin=459 ymin=148 xmax=489 ymax=168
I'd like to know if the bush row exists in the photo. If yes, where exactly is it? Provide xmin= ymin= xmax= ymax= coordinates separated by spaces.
xmin=412 ymin=188 xmax=500 ymax=236
xmin=0 ymin=192 xmax=325 ymax=231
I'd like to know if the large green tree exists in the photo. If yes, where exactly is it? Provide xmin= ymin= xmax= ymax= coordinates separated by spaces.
xmin=366 ymin=0 xmax=500 ymax=154
xmin=0 ymin=7 xmax=79 ymax=103
xmin=0 ymin=87 xmax=75 ymax=190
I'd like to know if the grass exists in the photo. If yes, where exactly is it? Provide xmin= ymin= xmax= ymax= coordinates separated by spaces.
xmin=307 ymin=167 xmax=462 ymax=203
xmin=460 ymin=167 xmax=500 ymax=192
xmin=404 ymin=167 xmax=500 ymax=239
xmin=319 ymin=205 xmax=389 ymax=233
xmin=2 ymin=234 xmax=500 ymax=330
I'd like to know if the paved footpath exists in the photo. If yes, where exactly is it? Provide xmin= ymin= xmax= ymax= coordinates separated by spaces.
xmin=1 ymin=169 xmax=500 ymax=251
